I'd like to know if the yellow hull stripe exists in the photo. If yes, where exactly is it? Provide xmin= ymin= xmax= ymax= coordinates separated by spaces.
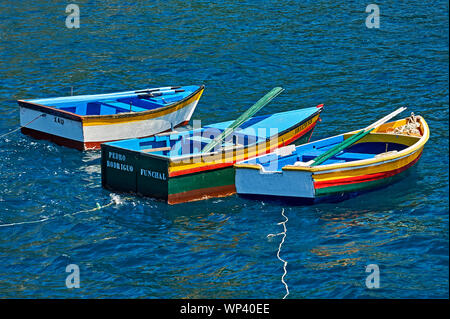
xmin=312 ymin=146 xmax=423 ymax=182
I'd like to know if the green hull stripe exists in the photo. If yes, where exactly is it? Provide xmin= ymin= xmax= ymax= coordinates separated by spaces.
xmin=169 ymin=167 xmax=235 ymax=195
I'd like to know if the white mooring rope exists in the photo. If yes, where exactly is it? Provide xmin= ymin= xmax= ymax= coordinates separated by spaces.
xmin=0 ymin=194 xmax=126 ymax=228
xmin=0 ymin=113 xmax=45 ymax=140
xmin=267 ymin=208 xmax=289 ymax=299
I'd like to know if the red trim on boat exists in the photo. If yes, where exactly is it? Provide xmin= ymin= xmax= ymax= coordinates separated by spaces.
xmin=178 ymin=120 xmax=190 ymax=126
xmin=22 ymin=127 xmax=115 ymax=150
xmin=314 ymin=153 xmax=422 ymax=189
xmin=84 ymin=141 xmax=104 ymax=150
xmin=170 ymin=162 xmax=233 ymax=177
xmin=21 ymin=127 xmax=85 ymax=150
xmin=167 ymin=184 xmax=236 ymax=205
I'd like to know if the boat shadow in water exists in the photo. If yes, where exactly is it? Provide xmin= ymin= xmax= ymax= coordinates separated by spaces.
xmin=238 ymin=167 xmax=416 ymax=206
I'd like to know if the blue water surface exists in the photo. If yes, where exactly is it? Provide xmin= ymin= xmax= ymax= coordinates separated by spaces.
xmin=0 ymin=1 xmax=448 ymax=298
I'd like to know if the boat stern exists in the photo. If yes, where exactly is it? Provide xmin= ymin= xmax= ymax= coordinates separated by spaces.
xmin=235 ymin=163 xmax=315 ymax=199
xmin=18 ymin=101 xmax=86 ymax=150
xmin=101 ymin=142 xmax=171 ymax=201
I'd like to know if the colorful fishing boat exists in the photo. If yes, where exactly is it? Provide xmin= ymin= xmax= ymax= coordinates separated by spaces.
xmin=235 ymin=112 xmax=429 ymax=203
xmin=17 ymin=85 xmax=204 ymax=150
xmin=101 ymin=88 xmax=323 ymax=204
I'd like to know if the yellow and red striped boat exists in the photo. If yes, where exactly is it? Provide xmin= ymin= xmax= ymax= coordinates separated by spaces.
xmin=235 ymin=113 xmax=429 ymax=203
xmin=17 ymin=85 xmax=204 ymax=150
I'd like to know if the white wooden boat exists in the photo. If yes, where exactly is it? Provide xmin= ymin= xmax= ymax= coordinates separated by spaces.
xmin=17 ymin=85 xmax=204 ymax=150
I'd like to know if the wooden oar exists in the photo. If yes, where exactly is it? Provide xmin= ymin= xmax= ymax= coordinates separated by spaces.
xmin=201 ymin=87 xmax=284 ymax=154
xmin=308 ymin=107 xmax=407 ymax=167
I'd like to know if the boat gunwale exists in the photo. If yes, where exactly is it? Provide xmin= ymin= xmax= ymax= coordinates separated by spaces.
xmin=235 ymin=116 xmax=429 ymax=173
xmin=18 ymin=100 xmax=84 ymax=122
xmin=17 ymin=85 xmax=205 ymax=122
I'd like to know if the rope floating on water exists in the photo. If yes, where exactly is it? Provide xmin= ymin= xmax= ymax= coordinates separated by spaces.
xmin=0 ymin=217 xmax=50 ymax=227
xmin=0 ymin=113 xmax=45 ymax=140
xmin=267 ymin=208 xmax=289 ymax=299
xmin=0 ymin=194 xmax=127 ymax=228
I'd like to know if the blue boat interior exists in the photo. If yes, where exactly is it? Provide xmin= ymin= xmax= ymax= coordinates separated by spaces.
xmin=104 ymin=107 xmax=320 ymax=158
xmin=26 ymin=85 xmax=199 ymax=116
xmin=107 ymin=123 xmax=272 ymax=157
xmin=246 ymin=134 xmax=410 ymax=171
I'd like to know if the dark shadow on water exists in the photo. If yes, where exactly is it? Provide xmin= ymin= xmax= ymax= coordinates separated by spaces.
xmin=238 ymin=168 xmax=416 ymax=207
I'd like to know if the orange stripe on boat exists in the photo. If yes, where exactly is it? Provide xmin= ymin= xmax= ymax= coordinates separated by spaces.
xmin=167 ymin=184 xmax=236 ymax=204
